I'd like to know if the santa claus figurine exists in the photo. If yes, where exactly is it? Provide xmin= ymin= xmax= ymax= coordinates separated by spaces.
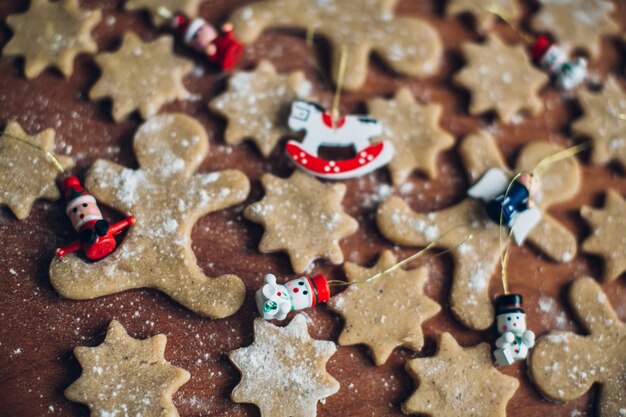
xmin=255 ymin=273 xmax=331 ymax=320
xmin=493 ymin=294 xmax=535 ymax=366
xmin=56 ymin=176 xmax=134 ymax=260
xmin=530 ymin=35 xmax=587 ymax=90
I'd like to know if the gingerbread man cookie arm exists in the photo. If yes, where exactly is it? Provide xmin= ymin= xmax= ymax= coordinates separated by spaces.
xmin=458 ymin=131 xmax=508 ymax=183
xmin=525 ymin=215 xmax=577 ymax=262
xmin=84 ymin=160 xmax=135 ymax=215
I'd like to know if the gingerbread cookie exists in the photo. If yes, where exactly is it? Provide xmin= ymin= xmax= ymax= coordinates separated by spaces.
xmin=125 ymin=0 xmax=202 ymax=25
xmin=244 ymin=171 xmax=358 ymax=273
xmin=531 ymin=0 xmax=620 ymax=60
xmin=454 ymin=34 xmax=548 ymax=123
xmin=327 ymin=250 xmax=441 ymax=366
xmin=377 ymin=131 xmax=580 ymax=330
xmin=447 ymin=0 xmax=521 ymax=32
xmin=3 ymin=0 xmax=101 ymax=78
xmin=0 ymin=121 xmax=74 ymax=220
xmin=229 ymin=0 xmax=442 ymax=91
xmin=209 ymin=60 xmax=313 ymax=157
xmin=581 ymin=190 xmax=625 ymax=282
xmin=50 ymin=114 xmax=250 ymax=318
xmin=572 ymin=76 xmax=626 ymax=169
xmin=90 ymin=32 xmax=193 ymax=122
xmin=367 ymin=88 xmax=455 ymax=185
xmin=529 ymin=277 xmax=625 ymax=417
xmin=66 ymin=320 xmax=190 ymax=417
xmin=229 ymin=314 xmax=340 ymax=417
xmin=403 ymin=332 xmax=519 ymax=417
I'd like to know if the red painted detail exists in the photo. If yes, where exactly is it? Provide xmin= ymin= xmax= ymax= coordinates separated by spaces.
xmin=56 ymin=216 xmax=135 ymax=261
xmin=321 ymin=113 xmax=346 ymax=128
xmin=209 ymin=31 xmax=243 ymax=71
xmin=311 ymin=274 xmax=330 ymax=304
xmin=293 ymin=288 xmax=299 ymax=293
xmin=286 ymin=141 xmax=385 ymax=176
xmin=531 ymin=35 xmax=552 ymax=61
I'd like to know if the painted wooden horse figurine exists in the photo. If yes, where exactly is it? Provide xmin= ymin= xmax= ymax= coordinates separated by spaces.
xmin=286 ymin=99 xmax=394 ymax=179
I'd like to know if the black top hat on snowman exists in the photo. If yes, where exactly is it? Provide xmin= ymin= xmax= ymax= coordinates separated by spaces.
xmin=494 ymin=294 xmax=525 ymax=315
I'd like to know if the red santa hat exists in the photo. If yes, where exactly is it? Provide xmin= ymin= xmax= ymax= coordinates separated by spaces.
xmin=60 ymin=176 xmax=97 ymax=215
xmin=530 ymin=35 xmax=553 ymax=61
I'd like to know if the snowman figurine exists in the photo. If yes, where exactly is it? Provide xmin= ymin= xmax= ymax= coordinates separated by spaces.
xmin=493 ymin=294 xmax=535 ymax=366
xmin=255 ymin=273 xmax=331 ymax=320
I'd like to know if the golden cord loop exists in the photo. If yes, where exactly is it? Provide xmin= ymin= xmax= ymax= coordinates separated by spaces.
xmin=0 ymin=132 xmax=66 ymax=174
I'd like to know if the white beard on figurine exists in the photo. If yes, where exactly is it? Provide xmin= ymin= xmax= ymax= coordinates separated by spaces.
xmin=493 ymin=294 xmax=536 ymax=366
xmin=255 ymin=273 xmax=331 ymax=320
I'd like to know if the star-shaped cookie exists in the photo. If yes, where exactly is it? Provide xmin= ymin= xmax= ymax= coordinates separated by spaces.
xmin=90 ymin=32 xmax=193 ymax=122
xmin=244 ymin=171 xmax=358 ymax=273
xmin=0 ymin=121 xmax=74 ymax=220
xmin=230 ymin=0 xmax=442 ymax=91
xmin=403 ymin=332 xmax=519 ymax=417
xmin=327 ymin=250 xmax=441 ymax=366
xmin=572 ymin=76 xmax=626 ymax=169
xmin=65 ymin=320 xmax=190 ymax=417
xmin=126 ymin=0 xmax=203 ymax=25
xmin=367 ymin=88 xmax=455 ymax=185
xmin=3 ymin=0 xmax=101 ymax=78
xmin=529 ymin=277 xmax=625 ymax=417
xmin=209 ymin=60 xmax=312 ymax=158
xmin=455 ymin=34 xmax=548 ymax=123
xmin=581 ymin=190 xmax=625 ymax=282
xmin=531 ymin=0 xmax=620 ymax=59
xmin=229 ymin=314 xmax=339 ymax=417
xmin=447 ymin=0 xmax=521 ymax=32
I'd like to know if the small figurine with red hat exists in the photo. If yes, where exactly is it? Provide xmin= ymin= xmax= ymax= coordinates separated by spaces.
xmin=255 ymin=273 xmax=331 ymax=320
xmin=165 ymin=10 xmax=243 ymax=71
xmin=530 ymin=35 xmax=587 ymax=90
xmin=56 ymin=176 xmax=135 ymax=260
xmin=493 ymin=294 xmax=535 ymax=366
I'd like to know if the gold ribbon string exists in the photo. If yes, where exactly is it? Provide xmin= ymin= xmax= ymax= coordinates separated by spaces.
xmin=330 ymin=44 xmax=348 ymax=123
xmin=480 ymin=2 xmax=535 ymax=45
xmin=1 ymin=132 xmax=66 ymax=174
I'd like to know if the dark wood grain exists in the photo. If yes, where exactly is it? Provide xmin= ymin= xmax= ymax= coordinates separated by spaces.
xmin=0 ymin=1 xmax=624 ymax=416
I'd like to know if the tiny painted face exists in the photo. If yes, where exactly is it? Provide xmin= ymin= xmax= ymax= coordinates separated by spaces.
xmin=286 ymin=278 xmax=313 ymax=310
xmin=192 ymin=25 xmax=218 ymax=49
xmin=496 ymin=311 xmax=526 ymax=334
xmin=68 ymin=198 xmax=103 ymax=231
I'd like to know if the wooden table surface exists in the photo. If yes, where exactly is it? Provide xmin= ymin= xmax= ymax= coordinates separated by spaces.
xmin=0 ymin=1 xmax=624 ymax=416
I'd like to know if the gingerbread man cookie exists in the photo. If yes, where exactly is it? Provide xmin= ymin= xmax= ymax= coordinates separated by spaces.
xmin=529 ymin=277 xmax=625 ymax=417
xmin=367 ymin=88 xmax=455 ymax=185
xmin=455 ymin=34 xmax=548 ymax=123
xmin=447 ymin=0 xmax=521 ymax=32
xmin=126 ymin=0 xmax=203 ymax=25
xmin=3 ymin=0 xmax=101 ymax=78
xmin=229 ymin=314 xmax=340 ymax=417
xmin=377 ymin=131 xmax=580 ymax=330
xmin=229 ymin=0 xmax=442 ymax=91
xmin=327 ymin=250 xmax=441 ymax=366
xmin=0 ymin=121 xmax=74 ymax=220
xmin=209 ymin=60 xmax=313 ymax=157
xmin=90 ymin=32 xmax=193 ymax=122
xmin=403 ymin=332 xmax=519 ymax=417
xmin=66 ymin=320 xmax=190 ymax=417
xmin=581 ymin=190 xmax=625 ymax=282
xmin=244 ymin=171 xmax=358 ymax=274
xmin=50 ymin=114 xmax=250 ymax=318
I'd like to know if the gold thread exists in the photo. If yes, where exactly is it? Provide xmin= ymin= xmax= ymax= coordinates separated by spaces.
xmin=0 ymin=132 xmax=66 ymax=174
xmin=532 ymin=142 xmax=589 ymax=178
xmin=479 ymin=2 xmax=534 ymax=44
xmin=330 ymin=44 xmax=348 ymax=123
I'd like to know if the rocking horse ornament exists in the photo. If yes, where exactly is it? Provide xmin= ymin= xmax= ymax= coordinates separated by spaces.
xmin=286 ymin=99 xmax=394 ymax=180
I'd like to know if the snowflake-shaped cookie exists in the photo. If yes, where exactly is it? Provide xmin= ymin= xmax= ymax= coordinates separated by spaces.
xmin=90 ymin=32 xmax=193 ymax=122
xmin=244 ymin=171 xmax=358 ymax=273
xmin=403 ymin=332 xmax=519 ymax=416
xmin=230 ymin=0 xmax=442 ymax=91
xmin=229 ymin=314 xmax=339 ymax=417
xmin=455 ymin=34 xmax=548 ymax=123
xmin=327 ymin=250 xmax=441 ymax=366
xmin=0 ymin=121 xmax=74 ymax=220
xmin=447 ymin=0 xmax=521 ymax=32
xmin=65 ymin=320 xmax=190 ymax=417
xmin=572 ymin=76 xmax=626 ymax=169
xmin=581 ymin=190 xmax=625 ymax=282
xmin=3 ymin=0 xmax=101 ymax=78
xmin=126 ymin=0 xmax=203 ymax=25
xmin=367 ymin=87 xmax=455 ymax=185
xmin=531 ymin=0 xmax=620 ymax=59
xmin=209 ymin=60 xmax=312 ymax=158
xmin=529 ymin=277 xmax=625 ymax=417
xmin=377 ymin=131 xmax=580 ymax=330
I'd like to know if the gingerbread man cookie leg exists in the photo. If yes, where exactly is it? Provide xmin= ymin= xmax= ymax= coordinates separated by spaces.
xmin=50 ymin=114 xmax=250 ymax=318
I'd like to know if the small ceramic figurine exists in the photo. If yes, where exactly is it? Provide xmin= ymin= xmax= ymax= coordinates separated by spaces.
xmin=493 ymin=294 xmax=535 ymax=366
xmin=56 ymin=176 xmax=134 ymax=260
xmin=468 ymin=167 xmax=541 ymax=244
xmin=531 ymin=35 xmax=587 ymax=91
xmin=286 ymin=99 xmax=394 ymax=180
xmin=255 ymin=273 xmax=331 ymax=320
xmin=169 ymin=12 xmax=243 ymax=71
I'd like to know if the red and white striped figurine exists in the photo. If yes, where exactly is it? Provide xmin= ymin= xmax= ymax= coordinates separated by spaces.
xmin=530 ymin=35 xmax=587 ymax=91
xmin=168 ymin=12 xmax=243 ymax=71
